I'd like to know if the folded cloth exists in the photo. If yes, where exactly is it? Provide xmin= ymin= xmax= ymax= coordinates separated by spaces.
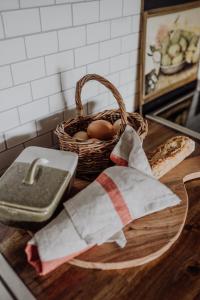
xmin=26 ymin=126 xmax=181 ymax=275
xmin=110 ymin=125 xmax=152 ymax=175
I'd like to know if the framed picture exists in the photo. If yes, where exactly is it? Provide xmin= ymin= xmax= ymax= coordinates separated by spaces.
xmin=140 ymin=2 xmax=200 ymax=105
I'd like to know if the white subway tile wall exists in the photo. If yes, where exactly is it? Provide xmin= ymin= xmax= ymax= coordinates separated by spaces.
xmin=18 ymin=97 xmax=49 ymax=123
xmin=111 ymin=17 xmax=132 ymax=38
xmin=0 ymin=109 xmax=19 ymax=132
xmin=0 ymin=66 xmax=12 ymax=89
xmin=31 ymin=74 xmax=61 ymax=99
xmin=75 ymin=43 xmax=99 ymax=66
xmin=110 ymin=53 xmax=129 ymax=73
xmin=40 ymin=5 xmax=72 ymax=31
xmin=87 ymin=21 xmax=110 ymax=44
xmin=0 ymin=0 xmax=19 ymax=11
xmin=0 ymin=0 xmax=141 ymax=174
xmin=72 ymin=2 xmax=99 ymax=26
xmin=0 ymin=16 xmax=4 ymax=38
xmin=123 ymin=0 xmax=141 ymax=16
xmin=0 ymin=38 xmax=26 ymax=65
xmin=58 ymin=26 xmax=86 ymax=50
xmin=0 ymin=84 xmax=32 ymax=112
xmin=2 ymin=9 xmax=41 ymax=37
xmin=100 ymin=38 xmax=121 ymax=59
xmin=87 ymin=59 xmax=109 ymax=76
xmin=121 ymin=33 xmax=139 ymax=52
xmin=100 ymin=0 xmax=122 ymax=21
xmin=49 ymin=92 xmax=67 ymax=112
xmin=45 ymin=50 xmax=74 ymax=75
xmin=61 ymin=66 xmax=86 ymax=90
xmin=20 ymin=0 xmax=55 ymax=8
xmin=11 ymin=57 xmax=45 ymax=84
xmin=25 ymin=31 xmax=58 ymax=58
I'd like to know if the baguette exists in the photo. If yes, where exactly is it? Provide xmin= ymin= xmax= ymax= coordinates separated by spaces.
xmin=148 ymin=136 xmax=195 ymax=179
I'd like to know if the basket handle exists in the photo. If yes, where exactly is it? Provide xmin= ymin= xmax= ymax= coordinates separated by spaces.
xmin=75 ymin=74 xmax=128 ymax=126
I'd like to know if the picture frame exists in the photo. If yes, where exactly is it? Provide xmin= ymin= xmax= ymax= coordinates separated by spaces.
xmin=140 ymin=1 xmax=200 ymax=106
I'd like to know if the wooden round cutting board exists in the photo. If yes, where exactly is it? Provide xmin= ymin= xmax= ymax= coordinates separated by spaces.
xmin=69 ymin=157 xmax=200 ymax=270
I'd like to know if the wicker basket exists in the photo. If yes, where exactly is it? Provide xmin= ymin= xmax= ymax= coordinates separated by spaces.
xmin=55 ymin=74 xmax=148 ymax=179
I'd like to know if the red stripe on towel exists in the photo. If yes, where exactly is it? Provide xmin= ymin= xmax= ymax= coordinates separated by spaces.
xmin=25 ymin=243 xmax=93 ymax=276
xmin=110 ymin=153 xmax=128 ymax=166
xmin=96 ymin=172 xmax=132 ymax=225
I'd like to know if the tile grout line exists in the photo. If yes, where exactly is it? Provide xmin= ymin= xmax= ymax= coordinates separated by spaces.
xmin=0 ymin=12 xmax=141 ymax=42
xmin=38 ymin=6 xmax=43 ymax=34
xmin=0 ymin=63 xmax=139 ymax=115
xmin=0 ymin=0 xmax=104 ymax=14
xmin=0 ymin=13 xmax=6 ymax=39
xmin=0 ymin=30 xmax=140 ymax=70
xmin=9 ymin=64 xmax=15 ymax=87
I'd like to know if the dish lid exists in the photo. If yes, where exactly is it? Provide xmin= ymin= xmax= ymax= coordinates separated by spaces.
xmin=0 ymin=147 xmax=78 ymax=214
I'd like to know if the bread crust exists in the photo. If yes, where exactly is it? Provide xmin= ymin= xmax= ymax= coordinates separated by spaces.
xmin=148 ymin=136 xmax=195 ymax=179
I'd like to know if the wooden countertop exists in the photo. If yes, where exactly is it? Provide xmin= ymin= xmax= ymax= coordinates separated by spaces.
xmin=0 ymin=120 xmax=200 ymax=300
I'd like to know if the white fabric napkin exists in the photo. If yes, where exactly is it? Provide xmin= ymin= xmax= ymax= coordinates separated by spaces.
xmin=26 ymin=125 xmax=180 ymax=275
xmin=110 ymin=125 xmax=152 ymax=175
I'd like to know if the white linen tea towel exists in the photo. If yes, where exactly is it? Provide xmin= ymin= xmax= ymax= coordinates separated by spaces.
xmin=26 ymin=126 xmax=180 ymax=275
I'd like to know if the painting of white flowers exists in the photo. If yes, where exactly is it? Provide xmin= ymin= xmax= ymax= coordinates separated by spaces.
xmin=142 ymin=2 xmax=200 ymax=103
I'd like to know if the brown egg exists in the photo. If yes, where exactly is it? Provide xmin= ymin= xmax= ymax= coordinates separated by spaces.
xmin=87 ymin=120 xmax=114 ymax=140
xmin=113 ymin=119 xmax=122 ymax=134
xmin=87 ymin=138 xmax=100 ymax=143
xmin=73 ymin=131 xmax=89 ymax=141
xmin=113 ymin=119 xmax=131 ymax=134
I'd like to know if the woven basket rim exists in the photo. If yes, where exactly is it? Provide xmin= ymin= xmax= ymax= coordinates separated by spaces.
xmin=55 ymin=109 xmax=147 ymax=145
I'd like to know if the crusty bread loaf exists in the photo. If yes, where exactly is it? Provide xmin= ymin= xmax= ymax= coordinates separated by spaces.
xmin=148 ymin=136 xmax=195 ymax=179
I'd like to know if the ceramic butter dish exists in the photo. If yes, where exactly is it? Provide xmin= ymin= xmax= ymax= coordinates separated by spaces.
xmin=0 ymin=147 xmax=78 ymax=228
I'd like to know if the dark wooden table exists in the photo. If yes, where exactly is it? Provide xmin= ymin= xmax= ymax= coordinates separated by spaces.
xmin=0 ymin=120 xmax=200 ymax=300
